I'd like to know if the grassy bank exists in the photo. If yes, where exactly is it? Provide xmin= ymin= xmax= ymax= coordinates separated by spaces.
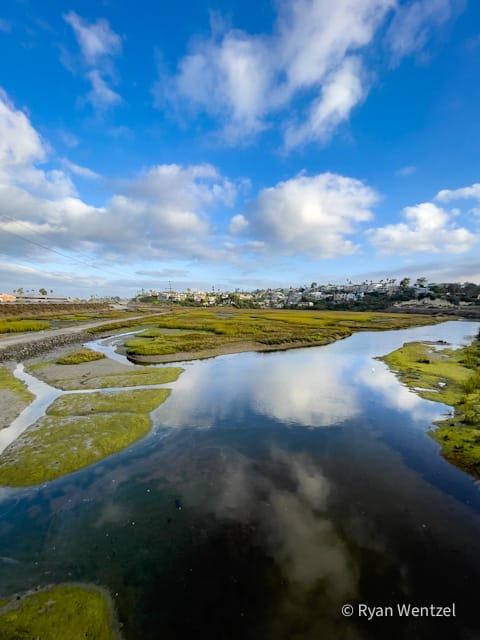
xmin=47 ymin=388 xmax=170 ymax=415
xmin=27 ymin=362 xmax=184 ymax=390
xmin=0 ymin=365 xmax=35 ymax=430
xmin=0 ymin=584 xmax=119 ymax=639
xmin=0 ymin=388 xmax=171 ymax=486
xmin=86 ymin=314 xmax=169 ymax=335
xmin=0 ymin=319 xmax=50 ymax=333
xmin=0 ymin=366 xmax=34 ymax=403
xmin=123 ymin=308 xmax=444 ymax=360
xmin=381 ymin=331 xmax=480 ymax=478
xmin=56 ymin=348 xmax=106 ymax=364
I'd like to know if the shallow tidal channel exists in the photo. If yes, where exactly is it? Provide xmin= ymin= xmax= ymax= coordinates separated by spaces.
xmin=1 ymin=320 xmax=480 ymax=639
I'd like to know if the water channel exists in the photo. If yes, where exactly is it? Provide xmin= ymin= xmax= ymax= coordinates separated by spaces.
xmin=0 ymin=320 xmax=479 ymax=639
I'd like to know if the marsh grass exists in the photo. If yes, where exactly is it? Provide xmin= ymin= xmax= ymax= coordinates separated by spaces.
xmin=382 ymin=336 xmax=480 ymax=478
xmin=56 ymin=349 xmax=106 ymax=365
xmin=47 ymin=388 xmax=170 ymax=416
xmin=0 ymin=319 xmax=49 ymax=333
xmin=0 ymin=366 xmax=34 ymax=403
xmin=86 ymin=314 xmax=169 ymax=335
xmin=123 ymin=309 xmax=439 ymax=357
xmin=0 ymin=585 xmax=118 ymax=639
xmin=41 ymin=366 xmax=184 ymax=391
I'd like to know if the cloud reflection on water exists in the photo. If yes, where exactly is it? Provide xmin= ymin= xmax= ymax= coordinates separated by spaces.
xmin=213 ymin=446 xmax=357 ymax=599
xmin=354 ymin=360 xmax=449 ymax=424
xmin=159 ymin=348 xmax=361 ymax=428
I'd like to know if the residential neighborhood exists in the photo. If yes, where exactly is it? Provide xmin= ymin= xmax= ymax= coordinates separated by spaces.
xmin=133 ymin=278 xmax=480 ymax=311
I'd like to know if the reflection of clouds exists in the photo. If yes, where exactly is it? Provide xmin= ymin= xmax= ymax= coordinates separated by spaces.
xmin=159 ymin=349 xmax=360 ymax=428
xmin=213 ymin=446 xmax=357 ymax=600
xmin=354 ymin=361 xmax=448 ymax=424
xmin=251 ymin=351 xmax=359 ymax=426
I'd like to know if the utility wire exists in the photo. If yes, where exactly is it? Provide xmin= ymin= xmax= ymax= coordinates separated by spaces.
xmin=0 ymin=215 xmax=139 ymax=281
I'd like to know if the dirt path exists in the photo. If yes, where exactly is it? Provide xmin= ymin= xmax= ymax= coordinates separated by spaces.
xmin=0 ymin=313 xmax=164 ymax=361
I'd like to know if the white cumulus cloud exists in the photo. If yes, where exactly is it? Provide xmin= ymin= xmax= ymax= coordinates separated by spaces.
xmin=243 ymin=172 xmax=378 ymax=258
xmin=368 ymin=201 xmax=477 ymax=254
xmin=0 ymin=90 xmax=235 ymax=265
xmin=435 ymin=182 xmax=480 ymax=202
xmin=0 ymin=90 xmax=74 ymax=198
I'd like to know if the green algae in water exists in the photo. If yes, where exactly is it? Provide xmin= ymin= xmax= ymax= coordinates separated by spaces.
xmin=0 ymin=585 xmax=119 ymax=639
xmin=0 ymin=413 xmax=153 ymax=486
xmin=0 ymin=388 xmax=172 ymax=486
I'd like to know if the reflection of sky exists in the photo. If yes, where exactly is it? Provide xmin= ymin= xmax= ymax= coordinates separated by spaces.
xmin=156 ymin=320 xmax=479 ymax=431
xmin=354 ymin=361 xmax=449 ymax=424
xmin=159 ymin=348 xmax=361 ymax=428
xmin=207 ymin=445 xmax=359 ymax=604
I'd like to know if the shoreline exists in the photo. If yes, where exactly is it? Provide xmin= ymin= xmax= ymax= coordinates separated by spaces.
xmin=380 ymin=331 xmax=480 ymax=479
xmin=126 ymin=336 xmax=348 ymax=364
xmin=0 ymin=348 xmax=183 ymax=487
xmin=0 ymin=581 xmax=123 ymax=639
xmin=0 ymin=312 xmax=454 ymax=487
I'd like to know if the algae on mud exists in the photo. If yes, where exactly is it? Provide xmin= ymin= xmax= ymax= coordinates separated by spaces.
xmin=0 ymin=365 xmax=34 ymax=404
xmin=0 ymin=388 xmax=171 ymax=486
xmin=47 ymin=388 xmax=170 ymax=416
xmin=0 ymin=584 xmax=119 ymax=639
xmin=26 ymin=360 xmax=184 ymax=390
xmin=0 ymin=365 xmax=34 ymax=430
xmin=381 ymin=331 xmax=480 ymax=478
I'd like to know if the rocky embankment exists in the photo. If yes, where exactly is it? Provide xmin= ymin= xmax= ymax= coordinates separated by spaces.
xmin=0 ymin=332 xmax=92 ymax=361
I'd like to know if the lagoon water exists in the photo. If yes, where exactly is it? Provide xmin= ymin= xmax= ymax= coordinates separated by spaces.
xmin=1 ymin=320 xmax=480 ymax=639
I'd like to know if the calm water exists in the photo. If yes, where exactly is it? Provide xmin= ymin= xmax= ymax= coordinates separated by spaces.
xmin=1 ymin=320 xmax=480 ymax=640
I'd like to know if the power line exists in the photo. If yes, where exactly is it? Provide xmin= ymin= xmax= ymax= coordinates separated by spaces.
xmin=1 ymin=214 xmax=107 ymax=266
xmin=0 ymin=215 xmax=138 ymax=281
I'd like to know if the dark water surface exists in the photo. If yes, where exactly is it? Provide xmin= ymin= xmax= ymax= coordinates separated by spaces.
xmin=1 ymin=320 xmax=480 ymax=639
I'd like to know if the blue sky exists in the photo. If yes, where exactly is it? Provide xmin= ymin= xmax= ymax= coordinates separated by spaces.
xmin=0 ymin=0 xmax=479 ymax=297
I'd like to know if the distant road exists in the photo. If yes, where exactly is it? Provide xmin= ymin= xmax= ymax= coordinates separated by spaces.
xmin=0 ymin=313 xmax=165 ymax=357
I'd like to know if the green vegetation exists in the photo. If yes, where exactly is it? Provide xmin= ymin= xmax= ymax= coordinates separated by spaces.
xmin=25 ymin=361 xmax=49 ymax=371
xmin=47 ymin=388 xmax=170 ymax=416
xmin=0 ymin=366 xmax=34 ymax=404
xmin=0 ymin=303 xmax=108 ymax=319
xmin=381 ymin=333 xmax=480 ymax=478
xmin=56 ymin=348 xmax=106 ymax=365
xmin=123 ymin=308 xmax=442 ymax=359
xmin=37 ymin=365 xmax=184 ymax=391
xmin=86 ymin=314 xmax=169 ymax=335
xmin=0 ymin=366 xmax=34 ymax=430
xmin=0 ymin=388 xmax=171 ymax=486
xmin=0 ymin=585 xmax=118 ymax=639
xmin=0 ymin=319 xmax=49 ymax=333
